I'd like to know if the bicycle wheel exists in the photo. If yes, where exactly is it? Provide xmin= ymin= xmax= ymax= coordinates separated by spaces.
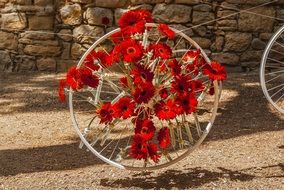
xmin=68 ymin=23 xmax=221 ymax=171
xmin=260 ymin=25 xmax=284 ymax=113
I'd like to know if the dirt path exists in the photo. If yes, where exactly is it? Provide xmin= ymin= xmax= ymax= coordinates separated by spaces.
xmin=0 ymin=72 xmax=283 ymax=189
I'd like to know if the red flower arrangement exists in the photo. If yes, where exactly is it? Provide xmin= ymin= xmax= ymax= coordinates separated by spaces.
xmin=58 ymin=9 xmax=227 ymax=164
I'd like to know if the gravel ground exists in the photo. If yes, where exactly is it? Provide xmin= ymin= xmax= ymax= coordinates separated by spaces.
xmin=0 ymin=72 xmax=283 ymax=190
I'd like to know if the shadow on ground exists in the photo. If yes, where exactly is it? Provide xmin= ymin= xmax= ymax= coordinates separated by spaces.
xmin=0 ymin=143 xmax=104 ymax=177
xmin=207 ymin=73 xmax=284 ymax=141
xmin=100 ymin=164 xmax=283 ymax=189
xmin=0 ymin=72 xmax=66 ymax=115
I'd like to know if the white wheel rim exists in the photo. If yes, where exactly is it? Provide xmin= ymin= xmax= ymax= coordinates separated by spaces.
xmin=69 ymin=23 xmax=220 ymax=170
xmin=260 ymin=25 xmax=284 ymax=113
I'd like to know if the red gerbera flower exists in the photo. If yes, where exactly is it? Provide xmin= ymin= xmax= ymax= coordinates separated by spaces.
xmin=157 ymin=127 xmax=171 ymax=149
xmin=105 ymin=47 xmax=120 ymax=66
xmin=84 ymin=50 xmax=106 ymax=71
xmin=186 ymin=62 xmax=199 ymax=76
xmin=171 ymin=74 xmax=192 ymax=96
xmin=132 ymin=82 xmax=155 ymax=104
xmin=158 ymin=24 xmax=175 ymax=39
xmin=119 ymin=39 xmax=143 ymax=63
xmin=175 ymin=93 xmax=198 ymax=115
xmin=134 ymin=118 xmax=156 ymax=140
xmin=113 ymin=97 xmax=136 ymax=119
xmin=118 ymin=10 xmax=146 ymax=35
xmin=58 ymin=79 xmax=67 ymax=102
xmin=66 ymin=66 xmax=84 ymax=90
xmin=147 ymin=143 xmax=160 ymax=163
xmin=154 ymin=99 xmax=177 ymax=120
xmin=131 ymin=64 xmax=154 ymax=84
xmin=80 ymin=68 xmax=100 ymax=89
xmin=159 ymin=88 xmax=169 ymax=99
xmin=203 ymin=61 xmax=227 ymax=81
xmin=168 ymin=59 xmax=181 ymax=76
xmin=191 ymin=80 xmax=205 ymax=93
xmin=130 ymin=135 xmax=160 ymax=163
xmin=136 ymin=9 xmax=153 ymax=23
xmin=130 ymin=135 xmax=149 ymax=160
xmin=96 ymin=102 xmax=114 ymax=124
xmin=149 ymin=42 xmax=172 ymax=59
xmin=183 ymin=49 xmax=201 ymax=64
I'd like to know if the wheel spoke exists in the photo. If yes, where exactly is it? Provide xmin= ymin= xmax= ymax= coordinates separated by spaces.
xmin=267 ymin=83 xmax=284 ymax=92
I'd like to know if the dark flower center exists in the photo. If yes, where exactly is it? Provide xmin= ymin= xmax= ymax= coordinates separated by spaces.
xmin=158 ymin=48 xmax=164 ymax=54
xmin=178 ymin=84 xmax=184 ymax=91
xmin=141 ymin=72 xmax=147 ymax=79
xmin=182 ymin=99 xmax=188 ymax=106
xmin=122 ymin=105 xmax=127 ymax=111
xmin=128 ymin=18 xmax=137 ymax=26
xmin=100 ymin=110 xmax=108 ymax=118
xmin=140 ymin=90 xmax=147 ymax=96
xmin=163 ymin=106 xmax=170 ymax=112
xmin=142 ymin=127 xmax=148 ymax=133
xmin=127 ymin=47 xmax=136 ymax=54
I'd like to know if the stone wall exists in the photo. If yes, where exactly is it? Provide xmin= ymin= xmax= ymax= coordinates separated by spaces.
xmin=0 ymin=0 xmax=284 ymax=72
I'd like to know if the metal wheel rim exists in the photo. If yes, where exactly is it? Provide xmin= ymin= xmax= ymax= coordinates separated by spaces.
xmin=69 ymin=23 xmax=220 ymax=171
xmin=260 ymin=25 xmax=284 ymax=113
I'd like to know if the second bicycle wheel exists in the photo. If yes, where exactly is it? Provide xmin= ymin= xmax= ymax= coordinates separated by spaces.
xmin=260 ymin=25 xmax=284 ymax=113
xmin=67 ymin=12 xmax=224 ymax=170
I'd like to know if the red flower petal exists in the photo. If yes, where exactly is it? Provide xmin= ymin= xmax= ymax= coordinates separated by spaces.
xmin=113 ymin=97 xmax=136 ymax=119
xmin=110 ymin=31 xmax=126 ymax=44
xmin=209 ymin=81 xmax=215 ymax=95
xmin=58 ymin=79 xmax=67 ymax=102
xmin=132 ymin=82 xmax=155 ymax=104
xmin=191 ymin=80 xmax=205 ymax=93
xmin=119 ymin=39 xmax=143 ymax=63
xmin=134 ymin=118 xmax=156 ymax=141
xmin=118 ymin=10 xmax=147 ymax=35
xmin=131 ymin=64 xmax=154 ymax=84
xmin=66 ymin=66 xmax=84 ymax=90
xmin=130 ymin=135 xmax=160 ymax=163
xmin=158 ymin=24 xmax=175 ymax=39
xmin=154 ymin=99 xmax=177 ymax=120
xmin=149 ymin=42 xmax=172 ymax=59
xmin=105 ymin=47 xmax=120 ymax=67
xmin=168 ymin=59 xmax=181 ymax=76
xmin=136 ymin=9 xmax=153 ymax=23
xmin=157 ymin=127 xmax=171 ymax=149
xmin=159 ymin=88 xmax=169 ymax=99
xmin=119 ymin=77 xmax=128 ymax=88
xmin=147 ymin=143 xmax=160 ymax=163
xmin=83 ymin=50 xmax=107 ymax=71
xmin=203 ymin=61 xmax=227 ymax=81
xmin=183 ymin=49 xmax=201 ymax=63
xmin=171 ymin=74 xmax=192 ymax=96
xmin=96 ymin=102 xmax=114 ymax=124
xmin=175 ymin=93 xmax=198 ymax=115
xmin=80 ymin=68 xmax=100 ymax=89
xmin=130 ymin=135 xmax=149 ymax=160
